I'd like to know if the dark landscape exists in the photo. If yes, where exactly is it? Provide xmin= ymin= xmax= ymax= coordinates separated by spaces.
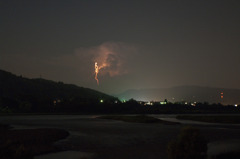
xmin=1 ymin=1 xmax=240 ymax=159
xmin=0 ymin=115 xmax=240 ymax=159
xmin=1 ymin=70 xmax=240 ymax=115
xmin=1 ymin=69 xmax=240 ymax=159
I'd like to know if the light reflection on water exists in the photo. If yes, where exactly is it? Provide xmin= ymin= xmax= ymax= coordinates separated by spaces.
xmin=1 ymin=114 xmax=240 ymax=159
xmin=34 ymin=151 xmax=94 ymax=159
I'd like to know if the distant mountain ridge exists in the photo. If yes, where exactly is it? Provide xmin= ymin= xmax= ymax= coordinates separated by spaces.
xmin=117 ymin=86 xmax=240 ymax=105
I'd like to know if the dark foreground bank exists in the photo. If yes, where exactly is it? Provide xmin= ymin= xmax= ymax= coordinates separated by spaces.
xmin=1 ymin=115 xmax=240 ymax=159
xmin=0 ymin=123 xmax=69 ymax=159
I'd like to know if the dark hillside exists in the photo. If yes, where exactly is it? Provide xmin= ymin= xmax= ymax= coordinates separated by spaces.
xmin=0 ymin=69 xmax=118 ymax=113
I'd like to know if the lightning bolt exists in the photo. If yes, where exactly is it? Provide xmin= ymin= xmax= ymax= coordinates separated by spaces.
xmin=95 ymin=62 xmax=99 ymax=85
xmin=94 ymin=62 xmax=108 ymax=85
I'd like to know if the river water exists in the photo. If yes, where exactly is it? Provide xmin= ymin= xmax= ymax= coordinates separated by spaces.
xmin=0 ymin=114 xmax=240 ymax=159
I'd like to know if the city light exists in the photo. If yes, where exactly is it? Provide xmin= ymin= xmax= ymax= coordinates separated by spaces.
xmin=160 ymin=101 xmax=167 ymax=105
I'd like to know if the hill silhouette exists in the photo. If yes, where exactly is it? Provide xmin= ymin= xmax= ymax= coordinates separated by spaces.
xmin=0 ymin=69 xmax=118 ymax=113
xmin=1 ymin=69 xmax=239 ymax=114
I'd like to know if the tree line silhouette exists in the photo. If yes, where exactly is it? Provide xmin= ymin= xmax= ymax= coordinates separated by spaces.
xmin=0 ymin=69 xmax=239 ymax=114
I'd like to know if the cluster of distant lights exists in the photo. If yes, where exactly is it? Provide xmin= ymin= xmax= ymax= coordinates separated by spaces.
xmin=143 ymin=101 xmax=167 ymax=105
xmin=99 ymin=99 xmax=238 ymax=107
xmin=140 ymin=101 xmax=238 ymax=107
xmin=54 ymin=97 xmax=238 ymax=107
xmin=99 ymin=99 xmax=118 ymax=104
xmin=144 ymin=101 xmax=195 ymax=106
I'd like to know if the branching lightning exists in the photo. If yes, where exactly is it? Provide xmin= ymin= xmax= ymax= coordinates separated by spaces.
xmin=92 ymin=43 xmax=134 ymax=85
xmin=95 ymin=62 xmax=99 ymax=85
xmin=94 ymin=62 xmax=108 ymax=85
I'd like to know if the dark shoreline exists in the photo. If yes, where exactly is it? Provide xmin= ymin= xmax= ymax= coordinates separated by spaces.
xmin=0 ymin=124 xmax=69 ymax=159
xmin=1 ymin=114 xmax=240 ymax=159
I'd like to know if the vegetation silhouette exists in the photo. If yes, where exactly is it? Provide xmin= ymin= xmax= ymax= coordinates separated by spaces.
xmin=0 ymin=69 xmax=240 ymax=114
xmin=167 ymin=126 xmax=207 ymax=159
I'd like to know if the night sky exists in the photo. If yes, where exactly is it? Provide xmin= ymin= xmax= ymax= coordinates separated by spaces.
xmin=1 ymin=0 xmax=240 ymax=94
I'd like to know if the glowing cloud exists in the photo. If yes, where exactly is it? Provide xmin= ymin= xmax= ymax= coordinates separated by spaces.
xmin=75 ymin=42 xmax=137 ymax=85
